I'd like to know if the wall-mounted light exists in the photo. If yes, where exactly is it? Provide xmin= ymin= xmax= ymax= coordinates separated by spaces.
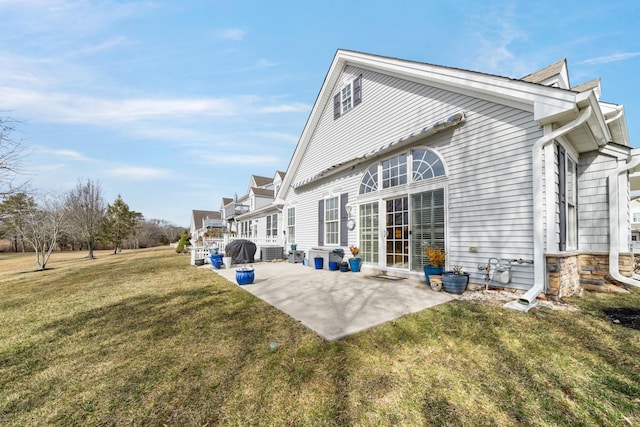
xmin=345 ymin=202 xmax=353 ymax=219
xmin=345 ymin=202 xmax=356 ymax=231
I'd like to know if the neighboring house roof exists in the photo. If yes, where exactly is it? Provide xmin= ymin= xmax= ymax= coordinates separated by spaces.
xmin=520 ymin=59 xmax=568 ymax=87
xmin=572 ymin=78 xmax=601 ymax=93
xmin=251 ymin=187 xmax=274 ymax=198
xmin=191 ymin=210 xmax=220 ymax=229
xmin=275 ymin=171 xmax=286 ymax=180
xmin=252 ymin=175 xmax=273 ymax=188
xmin=221 ymin=197 xmax=233 ymax=206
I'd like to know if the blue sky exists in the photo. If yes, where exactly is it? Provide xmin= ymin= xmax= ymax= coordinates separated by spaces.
xmin=1 ymin=0 xmax=638 ymax=227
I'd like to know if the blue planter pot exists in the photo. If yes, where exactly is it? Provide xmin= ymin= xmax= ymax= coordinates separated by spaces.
xmin=423 ymin=266 xmax=444 ymax=285
xmin=349 ymin=258 xmax=361 ymax=272
xmin=236 ymin=268 xmax=255 ymax=285
xmin=210 ymin=254 xmax=223 ymax=269
xmin=442 ymin=272 xmax=469 ymax=294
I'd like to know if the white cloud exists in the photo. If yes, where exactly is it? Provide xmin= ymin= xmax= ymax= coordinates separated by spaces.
xmin=218 ymin=28 xmax=246 ymax=41
xmin=579 ymin=52 xmax=640 ymax=65
xmin=260 ymin=102 xmax=310 ymax=114
xmin=463 ymin=3 xmax=531 ymax=77
xmin=250 ymin=131 xmax=299 ymax=143
xmin=0 ymin=87 xmax=241 ymax=124
xmin=37 ymin=148 xmax=93 ymax=161
xmin=66 ymin=36 xmax=128 ymax=57
xmin=109 ymin=166 xmax=173 ymax=180
xmin=198 ymin=153 xmax=280 ymax=166
xmin=256 ymin=58 xmax=278 ymax=68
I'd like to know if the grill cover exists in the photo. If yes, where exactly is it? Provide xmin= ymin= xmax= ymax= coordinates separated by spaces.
xmin=225 ymin=239 xmax=257 ymax=265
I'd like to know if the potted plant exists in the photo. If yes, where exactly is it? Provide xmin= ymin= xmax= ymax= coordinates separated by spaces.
xmin=441 ymin=265 xmax=469 ymax=294
xmin=348 ymin=245 xmax=361 ymax=272
xmin=222 ymin=249 xmax=232 ymax=269
xmin=236 ymin=262 xmax=255 ymax=285
xmin=424 ymin=246 xmax=446 ymax=286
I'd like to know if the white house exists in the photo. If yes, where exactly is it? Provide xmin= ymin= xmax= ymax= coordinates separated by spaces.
xmin=275 ymin=49 xmax=639 ymax=305
xmin=221 ymin=171 xmax=287 ymax=259
xmin=190 ymin=209 xmax=223 ymax=244
xmin=630 ymin=198 xmax=640 ymax=253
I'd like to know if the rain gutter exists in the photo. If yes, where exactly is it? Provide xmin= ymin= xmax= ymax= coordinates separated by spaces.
xmin=608 ymin=153 xmax=640 ymax=287
xmin=505 ymin=105 xmax=593 ymax=312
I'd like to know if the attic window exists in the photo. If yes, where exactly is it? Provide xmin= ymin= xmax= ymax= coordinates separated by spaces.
xmin=334 ymin=75 xmax=362 ymax=119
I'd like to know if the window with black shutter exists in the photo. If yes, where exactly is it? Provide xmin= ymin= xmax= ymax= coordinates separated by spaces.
xmin=558 ymin=144 xmax=567 ymax=251
xmin=333 ymin=75 xmax=362 ymax=120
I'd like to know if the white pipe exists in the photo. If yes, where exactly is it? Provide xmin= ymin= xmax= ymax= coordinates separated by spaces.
xmin=512 ymin=106 xmax=593 ymax=308
xmin=605 ymin=106 xmax=624 ymax=125
xmin=608 ymin=155 xmax=640 ymax=287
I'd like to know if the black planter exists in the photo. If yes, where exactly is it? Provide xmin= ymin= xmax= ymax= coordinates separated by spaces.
xmin=441 ymin=272 xmax=469 ymax=294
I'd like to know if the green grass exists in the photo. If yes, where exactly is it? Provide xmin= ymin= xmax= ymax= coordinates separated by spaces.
xmin=1 ymin=247 xmax=639 ymax=425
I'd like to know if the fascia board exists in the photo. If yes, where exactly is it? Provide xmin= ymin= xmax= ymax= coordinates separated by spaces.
xmin=280 ymin=50 xmax=578 ymax=198
xmin=340 ymin=51 xmax=577 ymax=121
xmin=578 ymin=91 xmax=612 ymax=145
xmin=279 ymin=54 xmax=347 ymax=200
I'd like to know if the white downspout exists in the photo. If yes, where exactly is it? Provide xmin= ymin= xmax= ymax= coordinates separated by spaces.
xmin=605 ymin=106 xmax=624 ymax=125
xmin=506 ymin=106 xmax=593 ymax=311
xmin=608 ymin=155 xmax=640 ymax=287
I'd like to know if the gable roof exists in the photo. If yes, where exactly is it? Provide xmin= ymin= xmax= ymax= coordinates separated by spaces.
xmin=250 ymin=187 xmax=274 ymax=197
xmin=278 ymin=49 xmax=588 ymax=201
xmin=572 ymin=77 xmax=601 ymax=93
xmin=520 ymin=59 xmax=569 ymax=88
xmin=251 ymin=175 xmax=273 ymax=188
xmin=191 ymin=210 xmax=220 ymax=228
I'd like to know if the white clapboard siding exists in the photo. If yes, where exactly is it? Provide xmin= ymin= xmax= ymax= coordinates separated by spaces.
xmin=287 ymin=65 xmax=542 ymax=289
xmin=577 ymin=151 xmax=618 ymax=252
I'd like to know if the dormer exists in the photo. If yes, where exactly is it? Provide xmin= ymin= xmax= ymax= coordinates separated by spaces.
xmin=249 ymin=175 xmax=273 ymax=192
xmin=273 ymin=170 xmax=285 ymax=197
xmin=572 ymin=77 xmax=602 ymax=100
xmin=520 ymin=59 xmax=570 ymax=89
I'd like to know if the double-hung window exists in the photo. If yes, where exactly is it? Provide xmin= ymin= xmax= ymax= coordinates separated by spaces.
xmin=333 ymin=75 xmax=362 ymax=119
xmin=287 ymin=207 xmax=296 ymax=243
xmin=558 ymin=144 xmax=578 ymax=251
xmin=325 ymin=196 xmax=339 ymax=245
xmin=266 ymin=214 xmax=277 ymax=237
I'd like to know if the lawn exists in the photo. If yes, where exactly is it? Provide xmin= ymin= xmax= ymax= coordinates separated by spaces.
xmin=1 ymin=247 xmax=639 ymax=426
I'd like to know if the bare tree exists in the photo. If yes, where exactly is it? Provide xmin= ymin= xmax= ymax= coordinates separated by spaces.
xmin=64 ymin=179 xmax=106 ymax=259
xmin=15 ymin=194 xmax=65 ymax=270
xmin=0 ymin=116 xmax=27 ymax=197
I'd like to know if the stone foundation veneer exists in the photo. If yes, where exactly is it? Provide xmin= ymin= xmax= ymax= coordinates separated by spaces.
xmin=546 ymin=252 xmax=633 ymax=301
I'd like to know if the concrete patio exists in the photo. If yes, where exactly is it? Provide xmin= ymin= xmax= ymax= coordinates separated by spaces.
xmin=209 ymin=261 xmax=455 ymax=341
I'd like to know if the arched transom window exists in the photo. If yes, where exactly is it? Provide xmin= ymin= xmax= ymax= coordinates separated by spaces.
xmin=359 ymin=164 xmax=378 ymax=194
xmin=359 ymin=149 xmax=445 ymax=194
xmin=412 ymin=149 xmax=445 ymax=181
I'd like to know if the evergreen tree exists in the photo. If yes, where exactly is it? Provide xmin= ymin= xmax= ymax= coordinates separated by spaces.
xmin=175 ymin=229 xmax=190 ymax=254
xmin=104 ymin=195 xmax=136 ymax=254
xmin=0 ymin=192 xmax=35 ymax=252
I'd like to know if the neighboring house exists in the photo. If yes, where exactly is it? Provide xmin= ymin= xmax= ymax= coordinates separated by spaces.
xmin=190 ymin=209 xmax=223 ymax=244
xmin=630 ymin=198 xmax=640 ymax=253
xmin=222 ymin=171 xmax=287 ymax=259
xmin=275 ymin=49 xmax=638 ymax=303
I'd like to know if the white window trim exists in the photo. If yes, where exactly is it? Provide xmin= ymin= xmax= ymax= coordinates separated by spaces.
xmin=287 ymin=206 xmax=296 ymax=243
xmin=359 ymin=147 xmax=447 ymax=198
xmin=324 ymin=195 xmax=340 ymax=246
xmin=340 ymin=82 xmax=353 ymax=114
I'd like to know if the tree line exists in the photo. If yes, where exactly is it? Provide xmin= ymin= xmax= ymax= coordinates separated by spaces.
xmin=1 ymin=115 xmax=184 ymax=269
xmin=0 ymin=180 xmax=184 ymax=270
